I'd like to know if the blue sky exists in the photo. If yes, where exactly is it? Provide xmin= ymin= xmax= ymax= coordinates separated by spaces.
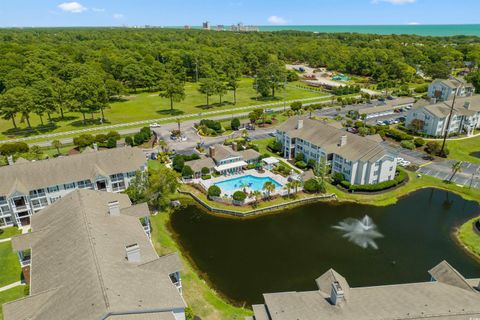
xmin=0 ymin=0 xmax=479 ymax=27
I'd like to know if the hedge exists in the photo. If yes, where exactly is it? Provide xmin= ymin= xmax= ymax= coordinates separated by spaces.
xmin=208 ymin=185 xmax=221 ymax=197
xmin=400 ymin=140 xmax=416 ymax=150
xmin=341 ymin=169 xmax=407 ymax=192
xmin=0 ymin=142 xmax=29 ymax=156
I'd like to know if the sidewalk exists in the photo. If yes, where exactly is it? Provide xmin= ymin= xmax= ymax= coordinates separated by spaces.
xmin=0 ymin=281 xmax=24 ymax=293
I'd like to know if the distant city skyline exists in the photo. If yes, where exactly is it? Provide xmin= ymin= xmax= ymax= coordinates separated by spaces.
xmin=1 ymin=0 xmax=480 ymax=28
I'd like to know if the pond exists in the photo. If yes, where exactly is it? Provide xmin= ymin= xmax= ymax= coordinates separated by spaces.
xmin=169 ymin=188 xmax=480 ymax=306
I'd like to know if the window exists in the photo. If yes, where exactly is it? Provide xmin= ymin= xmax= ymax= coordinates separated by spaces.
xmin=47 ymin=186 xmax=60 ymax=193
xmin=77 ymin=180 xmax=93 ymax=189
xmin=49 ymin=196 xmax=61 ymax=204
xmin=110 ymin=173 xmax=124 ymax=182
xmin=31 ymin=198 xmax=48 ymax=209
xmin=111 ymin=180 xmax=126 ymax=192
xmin=63 ymin=183 xmax=75 ymax=190
xmin=29 ymin=189 xmax=46 ymax=198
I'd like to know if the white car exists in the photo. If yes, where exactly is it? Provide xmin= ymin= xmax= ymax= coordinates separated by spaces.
xmin=149 ymin=123 xmax=161 ymax=128
xmin=396 ymin=157 xmax=404 ymax=163
xmin=399 ymin=160 xmax=411 ymax=167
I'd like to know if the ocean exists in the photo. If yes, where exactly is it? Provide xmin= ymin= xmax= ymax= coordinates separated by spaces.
xmin=256 ymin=24 xmax=480 ymax=37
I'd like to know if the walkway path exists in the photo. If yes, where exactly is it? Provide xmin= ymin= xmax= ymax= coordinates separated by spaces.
xmin=0 ymin=281 xmax=24 ymax=293
xmin=0 ymin=238 xmax=11 ymax=243
xmin=0 ymin=96 xmax=328 ymax=146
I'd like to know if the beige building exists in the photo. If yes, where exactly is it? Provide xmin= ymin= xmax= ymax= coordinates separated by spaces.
xmin=247 ymin=261 xmax=480 ymax=320
xmin=3 ymin=189 xmax=186 ymax=320
xmin=0 ymin=147 xmax=147 ymax=227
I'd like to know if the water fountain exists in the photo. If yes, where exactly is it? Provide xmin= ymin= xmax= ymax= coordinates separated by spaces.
xmin=333 ymin=215 xmax=383 ymax=249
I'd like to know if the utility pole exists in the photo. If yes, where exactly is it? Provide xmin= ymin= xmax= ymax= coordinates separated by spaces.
xmin=283 ymin=75 xmax=287 ymax=112
xmin=440 ymin=88 xmax=458 ymax=156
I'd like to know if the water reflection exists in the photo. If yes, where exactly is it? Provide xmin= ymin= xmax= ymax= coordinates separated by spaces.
xmin=333 ymin=215 xmax=384 ymax=249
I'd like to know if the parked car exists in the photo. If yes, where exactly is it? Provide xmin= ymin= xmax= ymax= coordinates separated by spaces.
xmin=422 ymin=155 xmax=434 ymax=161
xmin=149 ymin=123 xmax=161 ymax=128
xmin=396 ymin=157 xmax=404 ymax=163
xmin=399 ymin=160 xmax=411 ymax=167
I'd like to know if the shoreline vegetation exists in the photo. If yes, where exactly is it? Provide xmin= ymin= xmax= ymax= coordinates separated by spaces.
xmin=456 ymin=217 xmax=480 ymax=262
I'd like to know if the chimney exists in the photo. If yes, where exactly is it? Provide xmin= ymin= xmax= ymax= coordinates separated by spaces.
xmin=125 ymin=243 xmax=141 ymax=263
xmin=209 ymin=146 xmax=216 ymax=158
xmin=7 ymin=156 xmax=14 ymax=165
xmin=297 ymin=119 xmax=304 ymax=130
xmin=339 ymin=135 xmax=347 ymax=147
xmin=431 ymin=97 xmax=437 ymax=104
xmin=107 ymin=200 xmax=120 ymax=216
xmin=330 ymin=281 xmax=345 ymax=305
xmin=93 ymin=143 xmax=98 ymax=151
xmin=232 ymin=142 xmax=238 ymax=151
xmin=464 ymin=101 xmax=471 ymax=110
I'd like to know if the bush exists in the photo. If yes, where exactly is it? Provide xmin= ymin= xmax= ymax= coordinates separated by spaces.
xmin=125 ymin=136 xmax=133 ymax=146
xmin=267 ymin=140 xmax=282 ymax=153
xmin=231 ymin=118 xmax=241 ymax=130
xmin=232 ymin=191 xmax=247 ymax=202
xmin=172 ymin=155 xmax=185 ymax=172
xmin=73 ymin=134 xmax=95 ymax=148
xmin=425 ymin=141 xmax=444 ymax=156
xmin=414 ymin=137 xmax=425 ymax=147
xmin=347 ymin=169 xmax=407 ymax=192
xmin=290 ymin=101 xmax=302 ymax=112
xmin=295 ymin=161 xmax=307 ymax=169
xmin=332 ymin=172 xmax=345 ymax=184
xmin=208 ymin=185 xmax=221 ymax=197
xmin=181 ymin=165 xmax=193 ymax=178
xmin=307 ymin=159 xmax=316 ymax=169
xmin=295 ymin=152 xmax=305 ymax=162
xmin=201 ymin=167 xmax=210 ymax=175
xmin=304 ymin=179 xmax=320 ymax=193
xmin=0 ymin=142 xmax=29 ymax=156
xmin=199 ymin=119 xmax=222 ymax=132
xmin=385 ymin=128 xmax=413 ymax=142
xmin=400 ymin=140 xmax=416 ymax=150
xmin=95 ymin=134 xmax=108 ymax=144
xmin=107 ymin=131 xmax=121 ymax=141
xmin=106 ymin=137 xmax=117 ymax=148
xmin=133 ymin=133 xmax=145 ymax=146
xmin=201 ymin=175 xmax=211 ymax=180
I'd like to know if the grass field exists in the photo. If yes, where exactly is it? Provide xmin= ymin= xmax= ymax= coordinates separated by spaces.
xmin=0 ymin=78 xmax=326 ymax=141
xmin=0 ymin=228 xmax=21 ymax=240
xmin=0 ymin=242 xmax=22 ymax=288
xmin=457 ymin=217 xmax=480 ymax=260
xmin=445 ymin=135 xmax=480 ymax=165
xmin=150 ymin=211 xmax=252 ymax=320
xmin=0 ymin=286 xmax=26 ymax=320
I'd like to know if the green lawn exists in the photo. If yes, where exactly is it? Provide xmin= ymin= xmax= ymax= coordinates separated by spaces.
xmin=0 ymin=78 xmax=326 ymax=141
xmin=457 ymin=217 xmax=480 ymax=259
xmin=150 ymin=212 xmax=252 ymax=320
xmin=445 ymin=135 xmax=480 ymax=165
xmin=0 ymin=228 xmax=21 ymax=240
xmin=0 ymin=286 xmax=26 ymax=320
xmin=0 ymin=242 xmax=22 ymax=288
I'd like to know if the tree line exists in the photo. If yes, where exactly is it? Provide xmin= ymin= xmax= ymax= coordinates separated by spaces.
xmin=1 ymin=28 xmax=480 ymax=130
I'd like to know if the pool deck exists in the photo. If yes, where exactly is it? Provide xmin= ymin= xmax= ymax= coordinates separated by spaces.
xmin=196 ymin=169 xmax=289 ymax=196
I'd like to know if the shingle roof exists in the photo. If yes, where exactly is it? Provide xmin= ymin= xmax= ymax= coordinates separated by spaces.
xmin=256 ymin=262 xmax=480 ymax=320
xmin=277 ymin=117 xmax=391 ymax=162
xmin=414 ymin=95 xmax=480 ymax=118
xmin=187 ymin=157 xmax=216 ymax=173
xmin=238 ymin=149 xmax=261 ymax=162
xmin=211 ymin=144 xmax=239 ymax=162
xmin=362 ymin=97 xmax=415 ymax=115
xmin=0 ymin=147 xmax=146 ymax=196
xmin=3 ymin=190 xmax=185 ymax=320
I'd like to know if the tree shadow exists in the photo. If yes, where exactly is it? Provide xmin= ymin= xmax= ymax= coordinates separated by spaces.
xmin=50 ymin=115 xmax=78 ymax=123
xmin=470 ymin=151 xmax=480 ymax=159
xmin=70 ymin=118 xmax=110 ymax=127
xmin=249 ymin=96 xmax=282 ymax=102
xmin=195 ymin=101 xmax=233 ymax=110
xmin=2 ymin=123 xmax=59 ymax=137
xmin=157 ymin=109 xmax=185 ymax=116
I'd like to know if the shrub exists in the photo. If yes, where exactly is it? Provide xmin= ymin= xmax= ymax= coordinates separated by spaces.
xmin=95 ymin=134 xmax=108 ymax=144
xmin=307 ymin=159 xmax=316 ymax=169
xmin=358 ymin=127 xmax=369 ymax=137
xmin=290 ymin=101 xmax=302 ymax=112
xmin=332 ymin=172 xmax=345 ymax=184
xmin=172 ymin=155 xmax=185 ymax=172
xmin=400 ymin=140 xmax=416 ymax=150
xmin=201 ymin=175 xmax=211 ymax=180
xmin=201 ymin=167 xmax=210 ymax=175
xmin=425 ymin=141 xmax=441 ymax=155
xmin=267 ymin=140 xmax=282 ymax=153
xmin=107 ymin=131 xmax=121 ymax=141
xmin=181 ymin=165 xmax=193 ymax=178
xmin=231 ymin=118 xmax=241 ymax=130
xmin=0 ymin=142 xmax=29 ymax=156
xmin=304 ymin=179 xmax=320 ymax=193
xmin=73 ymin=134 xmax=95 ymax=148
xmin=385 ymin=128 xmax=413 ymax=142
xmin=125 ymin=136 xmax=133 ymax=146
xmin=106 ymin=137 xmax=117 ymax=148
xmin=347 ymin=169 xmax=407 ymax=192
xmin=414 ymin=137 xmax=425 ymax=147
xmin=232 ymin=191 xmax=247 ymax=202
xmin=295 ymin=152 xmax=305 ymax=162
xmin=199 ymin=119 xmax=222 ymax=132
xmin=295 ymin=161 xmax=307 ymax=169
xmin=208 ymin=185 xmax=221 ymax=197
xmin=133 ymin=132 xmax=145 ymax=146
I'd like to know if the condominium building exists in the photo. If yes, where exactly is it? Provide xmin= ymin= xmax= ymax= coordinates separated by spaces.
xmin=3 ymin=189 xmax=186 ymax=320
xmin=428 ymin=77 xmax=475 ymax=101
xmin=276 ymin=117 xmax=398 ymax=185
xmin=0 ymin=147 xmax=147 ymax=227
xmin=247 ymin=261 xmax=480 ymax=320
xmin=362 ymin=97 xmax=415 ymax=120
xmin=406 ymin=95 xmax=480 ymax=137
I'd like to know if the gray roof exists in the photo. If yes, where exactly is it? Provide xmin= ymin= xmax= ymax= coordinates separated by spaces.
xmin=362 ymin=97 xmax=415 ymax=115
xmin=3 ymin=190 xmax=185 ymax=320
xmin=187 ymin=157 xmax=216 ymax=173
xmin=414 ymin=95 xmax=480 ymax=119
xmin=210 ymin=144 xmax=240 ymax=162
xmin=238 ymin=149 xmax=261 ymax=162
xmin=434 ymin=77 xmax=473 ymax=89
xmin=253 ymin=261 xmax=480 ymax=320
xmin=0 ymin=147 xmax=146 ymax=196
xmin=277 ymin=117 xmax=391 ymax=163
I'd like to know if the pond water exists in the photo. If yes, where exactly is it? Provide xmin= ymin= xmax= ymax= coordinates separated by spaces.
xmin=169 ymin=188 xmax=480 ymax=306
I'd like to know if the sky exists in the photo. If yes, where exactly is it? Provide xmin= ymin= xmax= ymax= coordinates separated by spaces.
xmin=0 ymin=0 xmax=479 ymax=28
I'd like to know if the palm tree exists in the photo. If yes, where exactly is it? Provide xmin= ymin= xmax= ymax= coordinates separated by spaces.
xmin=252 ymin=190 xmax=262 ymax=207
xmin=51 ymin=140 xmax=62 ymax=155
xmin=263 ymin=181 xmax=276 ymax=199
xmin=290 ymin=179 xmax=302 ymax=194
xmin=449 ymin=161 xmax=463 ymax=182
xmin=284 ymin=182 xmax=293 ymax=197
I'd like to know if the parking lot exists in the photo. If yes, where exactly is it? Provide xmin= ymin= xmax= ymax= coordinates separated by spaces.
xmin=418 ymin=161 xmax=480 ymax=188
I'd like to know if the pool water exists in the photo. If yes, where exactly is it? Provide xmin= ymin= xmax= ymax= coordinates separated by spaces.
xmin=214 ymin=175 xmax=282 ymax=193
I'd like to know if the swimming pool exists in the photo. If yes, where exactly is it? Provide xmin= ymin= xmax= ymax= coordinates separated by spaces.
xmin=214 ymin=175 xmax=282 ymax=193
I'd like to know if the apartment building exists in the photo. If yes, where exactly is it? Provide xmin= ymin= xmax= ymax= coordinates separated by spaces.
xmin=276 ymin=117 xmax=398 ymax=185
xmin=0 ymin=147 xmax=146 ymax=227
xmin=3 ymin=190 xmax=186 ymax=320
xmin=428 ymin=77 xmax=475 ymax=101
xmin=247 ymin=261 xmax=480 ymax=320
xmin=406 ymin=95 xmax=480 ymax=137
